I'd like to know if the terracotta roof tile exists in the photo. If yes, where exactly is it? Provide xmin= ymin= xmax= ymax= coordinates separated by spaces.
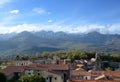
xmin=72 ymin=70 xmax=120 ymax=78
xmin=48 ymin=70 xmax=64 ymax=76
xmin=27 ymin=64 xmax=69 ymax=71
xmin=68 ymin=79 xmax=120 ymax=82
xmin=2 ymin=66 xmax=25 ymax=76
xmin=72 ymin=70 xmax=91 ymax=76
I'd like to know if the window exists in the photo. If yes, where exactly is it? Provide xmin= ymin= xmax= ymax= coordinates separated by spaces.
xmin=85 ymin=76 xmax=87 ymax=80
xmin=55 ymin=77 xmax=57 ymax=80
xmin=38 ymin=73 xmax=40 ymax=75
xmin=21 ymin=63 xmax=23 ymax=66
xmin=28 ymin=73 xmax=31 ymax=75
xmin=46 ymin=77 xmax=48 ymax=80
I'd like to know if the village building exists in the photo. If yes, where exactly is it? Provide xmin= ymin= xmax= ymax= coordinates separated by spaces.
xmin=1 ymin=64 xmax=70 ymax=82
xmin=71 ymin=70 xmax=120 ymax=81
xmin=13 ymin=60 xmax=33 ymax=66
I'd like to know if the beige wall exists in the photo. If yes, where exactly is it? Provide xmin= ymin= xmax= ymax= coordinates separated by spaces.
xmin=24 ymin=69 xmax=34 ymax=75
xmin=42 ymin=71 xmax=63 ymax=82
xmin=16 ymin=61 xmax=32 ymax=66
xmin=24 ymin=69 xmax=64 ymax=82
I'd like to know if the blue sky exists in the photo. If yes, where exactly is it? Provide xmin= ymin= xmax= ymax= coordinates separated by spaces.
xmin=0 ymin=0 xmax=120 ymax=34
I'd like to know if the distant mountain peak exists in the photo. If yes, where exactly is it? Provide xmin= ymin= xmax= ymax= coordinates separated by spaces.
xmin=1 ymin=30 xmax=120 ymax=58
xmin=87 ymin=31 xmax=101 ymax=35
xmin=19 ymin=31 xmax=31 ymax=34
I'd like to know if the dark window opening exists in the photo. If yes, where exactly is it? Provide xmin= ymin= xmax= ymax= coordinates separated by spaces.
xmin=55 ymin=77 xmax=57 ymax=80
xmin=85 ymin=77 xmax=87 ymax=80
xmin=38 ymin=73 xmax=40 ymax=75
xmin=47 ymin=77 xmax=48 ymax=80
xmin=28 ymin=73 xmax=31 ymax=75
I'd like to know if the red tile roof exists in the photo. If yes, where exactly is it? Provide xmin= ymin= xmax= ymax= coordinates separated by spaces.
xmin=27 ymin=64 xmax=69 ymax=71
xmin=2 ymin=66 xmax=25 ymax=76
xmin=72 ymin=70 xmax=91 ymax=76
xmin=90 ymin=71 xmax=120 ymax=78
xmin=104 ymin=71 xmax=120 ymax=78
xmin=72 ymin=70 xmax=120 ymax=78
xmin=1 ymin=64 xmax=69 ymax=76
xmin=68 ymin=79 xmax=120 ymax=82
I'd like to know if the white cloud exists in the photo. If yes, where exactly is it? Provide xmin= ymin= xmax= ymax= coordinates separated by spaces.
xmin=0 ymin=10 xmax=19 ymax=26
xmin=0 ymin=23 xmax=120 ymax=34
xmin=33 ymin=8 xmax=50 ymax=15
xmin=10 ymin=10 xmax=19 ymax=14
xmin=0 ymin=0 xmax=12 ymax=8
xmin=0 ymin=24 xmax=41 ymax=34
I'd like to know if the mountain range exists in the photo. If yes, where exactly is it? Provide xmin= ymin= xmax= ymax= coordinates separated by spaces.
xmin=0 ymin=31 xmax=120 ymax=58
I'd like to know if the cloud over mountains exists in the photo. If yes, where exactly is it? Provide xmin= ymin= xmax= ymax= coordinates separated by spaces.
xmin=0 ymin=23 xmax=120 ymax=34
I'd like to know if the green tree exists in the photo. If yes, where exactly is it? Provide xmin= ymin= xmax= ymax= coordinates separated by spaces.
xmin=43 ymin=52 xmax=50 ymax=58
xmin=105 ymin=66 xmax=113 ymax=71
xmin=0 ymin=72 xmax=6 ymax=82
xmin=86 ymin=52 xmax=95 ymax=59
xmin=18 ymin=74 xmax=45 ymax=82
xmin=80 ymin=52 xmax=87 ymax=59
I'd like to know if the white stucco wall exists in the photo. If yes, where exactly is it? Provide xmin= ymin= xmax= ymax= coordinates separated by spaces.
xmin=24 ymin=70 xmax=34 ymax=75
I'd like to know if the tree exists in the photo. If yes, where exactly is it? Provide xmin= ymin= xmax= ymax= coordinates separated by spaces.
xmin=16 ymin=55 xmax=20 ymax=60
xmin=105 ymin=66 xmax=113 ymax=71
xmin=18 ymin=74 xmax=45 ymax=82
xmin=86 ymin=52 xmax=95 ymax=59
xmin=0 ymin=72 xmax=6 ymax=82
xmin=43 ymin=52 xmax=50 ymax=58
xmin=80 ymin=54 xmax=87 ymax=59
